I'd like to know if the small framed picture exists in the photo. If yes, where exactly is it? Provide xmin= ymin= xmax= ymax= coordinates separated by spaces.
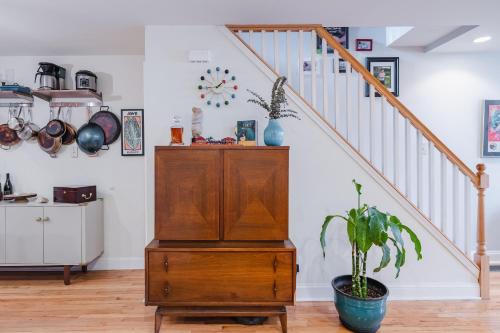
xmin=482 ymin=100 xmax=500 ymax=157
xmin=121 ymin=109 xmax=144 ymax=156
xmin=317 ymin=27 xmax=349 ymax=53
xmin=366 ymin=57 xmax=399 ymax=97
xmin=356 ymin=39 xmax=373 ymax=51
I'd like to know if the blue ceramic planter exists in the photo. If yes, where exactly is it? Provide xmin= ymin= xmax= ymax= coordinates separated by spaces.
xmin=263 ymin=119 xmax=284 ymax=146
xmin=332 ymin=275 xmax=388 ymax=333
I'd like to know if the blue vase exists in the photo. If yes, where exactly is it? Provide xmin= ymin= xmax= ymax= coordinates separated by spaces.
xmin=264 ymin=119 xmax=284 ymax=146
xmin=332 ymin=275 xmax=388 ymax=333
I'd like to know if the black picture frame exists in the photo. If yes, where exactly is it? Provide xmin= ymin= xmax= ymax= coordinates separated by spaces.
xmin=365 ymin=57 xmax=399 ymax=97
xmin=317 ymin=27 xmax=349 ymax=53
xmin=121 ymin=109 xmax=144 ymax=156
xmin=482 ymin=100 xmax=500 ymax=157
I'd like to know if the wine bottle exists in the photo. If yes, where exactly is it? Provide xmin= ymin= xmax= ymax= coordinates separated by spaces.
xmin=3 ymin=173 xmax=13 ymax=196
xmin=0 ymin=179 xmax=3 ymax=201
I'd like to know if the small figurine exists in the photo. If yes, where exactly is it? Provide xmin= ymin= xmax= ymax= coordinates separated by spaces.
xmin=192 ymin=107 xmax=203 ymax=139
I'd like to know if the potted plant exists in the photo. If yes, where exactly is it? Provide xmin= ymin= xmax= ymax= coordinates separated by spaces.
xmin=320 ymin=180 xmax=422 ymax=333
xmin=247 ymin=76 xmax=300 ymax=146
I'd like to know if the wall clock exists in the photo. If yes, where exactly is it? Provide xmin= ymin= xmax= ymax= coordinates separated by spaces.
xmin=198 ymin=67 xmax=237 ymax=108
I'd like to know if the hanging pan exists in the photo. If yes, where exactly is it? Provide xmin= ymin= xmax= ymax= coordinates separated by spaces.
xmin=89 ymin=105 xmax=121 ymax=145
xmin=0 ymin=108 xmax=21 ymax=150
xmin=37 ymin=126 xmax=62 ymax=158
xmin=76 ymin=107 xmax=108 ymax=155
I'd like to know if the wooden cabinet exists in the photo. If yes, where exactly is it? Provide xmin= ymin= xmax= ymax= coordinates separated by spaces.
xmin=155 ymin=149 xmax=220 ymax=240
xmin=0 ymin=200 xmax=104 ymax=284
xmin=149 ymin=146 xmax=295 ymax=333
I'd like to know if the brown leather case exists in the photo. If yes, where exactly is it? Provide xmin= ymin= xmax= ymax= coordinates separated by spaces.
xmin=53 ymin=185 xmax=96 ymax=204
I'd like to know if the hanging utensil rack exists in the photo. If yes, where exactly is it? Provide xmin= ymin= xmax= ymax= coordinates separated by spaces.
xmin=0 ymin=91 xmax=34 ymax=107
xmin=33 ymin=89 xmax=103 ymax=107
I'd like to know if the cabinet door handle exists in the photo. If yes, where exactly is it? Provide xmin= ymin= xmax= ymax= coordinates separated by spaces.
xmin=82 ymin=193 xmax=93 ymax=200
xmin=35 ymin=217 xmax=42 ymax=222
xmin=43 ymin=217 xmax=50 ymax=222
xmin=273 ymin=256 xmax=278 ymax=272
xmin=273 ymin=281 xmax=278 ymax=297
xmin=164 ymin=282 xmax=171 ymax=296
xmin=163 ymin=257 xmax=169 ymax=272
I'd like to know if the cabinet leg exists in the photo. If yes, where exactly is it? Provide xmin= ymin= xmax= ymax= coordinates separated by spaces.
xmin=81 ymin=265 xmax=88 ymax=273
xmin=279 ymin=311 xmax=287 ymax=333
xmin=63 ymin=265 xmax=71 ymax=285
xmin=155 ymin=307 xmax=163 ymax=333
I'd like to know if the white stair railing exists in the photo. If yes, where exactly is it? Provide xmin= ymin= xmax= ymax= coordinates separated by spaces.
xmin=227 ymin=24 xmax=490 ymax=299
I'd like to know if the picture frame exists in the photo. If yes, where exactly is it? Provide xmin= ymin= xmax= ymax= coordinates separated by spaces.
xmin=303 ymin=58 xmax=349 ymax=74
xmin=121 ymin=109 xmax=144 ymax=156
xmin=356 ymin=39 xmax=373 ymax=51
xmin=482 ymin=100 xmax=500 ymax=157
xmin=317 ymin=27 xmax=349 ymax=53
xmin=366 ymin=57 xmax=399 ymax=97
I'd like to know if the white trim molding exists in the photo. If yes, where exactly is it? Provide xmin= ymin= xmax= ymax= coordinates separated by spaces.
xmin=297 ymin=282 xmax=480 ymax=301
xmin=489 ymin=251 xmax=500 ymax=266
xmin=88 ymin=257 xmax=144 ymax=270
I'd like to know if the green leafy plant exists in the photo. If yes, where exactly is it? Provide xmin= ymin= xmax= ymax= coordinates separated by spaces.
xmin=320 ymin=180 xmax=423 ymax=298
xmin=247 ymin=76 xmax=300 ymax=120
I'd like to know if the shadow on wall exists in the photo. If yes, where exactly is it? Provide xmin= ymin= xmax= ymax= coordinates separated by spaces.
xmin=95 ymin=71 xmax=122 ymax=103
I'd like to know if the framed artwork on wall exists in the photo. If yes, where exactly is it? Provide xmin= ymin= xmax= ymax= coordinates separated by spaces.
xmin=366 ymin=57 xmax=399 ymax=97
xmin=482 ymin=100 xmax=500 ymax=157
xmin=121 ymin=109 xmax=144 ymax=156
xmin=356 ymin=39 xmax=373 ymax=51
xmin=316 ymin=27 xmax=349 ymax=53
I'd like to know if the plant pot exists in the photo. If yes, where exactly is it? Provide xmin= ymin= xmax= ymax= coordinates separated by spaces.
xmin=332 ymin=275 xmax=388 ymax=333
xmin=263 ymin=119 xmax=284 ymax=146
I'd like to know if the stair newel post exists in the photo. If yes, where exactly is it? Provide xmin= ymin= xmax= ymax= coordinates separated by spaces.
xmin=475 ymin=163 xmax=490 ymax=299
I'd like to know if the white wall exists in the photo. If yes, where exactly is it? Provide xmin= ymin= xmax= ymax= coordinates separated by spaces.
xmin=346 ymin=27 xmax=500 ymax=263
xmin=0 ymin=55 xmax=145 ymax=269
xmin=144 ymin=25 xmax=480 ymax=300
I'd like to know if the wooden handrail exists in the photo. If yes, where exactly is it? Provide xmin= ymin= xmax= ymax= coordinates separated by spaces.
xmin=227 ymin=24 xmax=480 ymax=187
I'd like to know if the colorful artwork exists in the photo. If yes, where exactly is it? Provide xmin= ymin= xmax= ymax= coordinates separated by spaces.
xmin=317 ymin=27 xmax=349 ymax=53
xmin=483 ymin=100 xmax=500 ymax=157
xmin=121 ymin=109 xmax=144 ymax=156
xmin=236 ymin=120 xmax=257 ymax=146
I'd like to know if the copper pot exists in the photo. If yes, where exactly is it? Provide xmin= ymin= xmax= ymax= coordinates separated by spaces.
xmin=46 ymin=107 xmax=66 ymax=138
xmin=37 ymin=126 xmax=62 ymax=158
xmin=0 ymin=123 xmax=20 ymax=150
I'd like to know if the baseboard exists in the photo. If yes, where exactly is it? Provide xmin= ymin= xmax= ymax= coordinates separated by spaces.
xmin=488 ymin=251 xmax=500 ymax=266
xmin=296 ymin=282 xmax=480 ymax=301
xmin=88 ymin=257 xmax=144 ymax=270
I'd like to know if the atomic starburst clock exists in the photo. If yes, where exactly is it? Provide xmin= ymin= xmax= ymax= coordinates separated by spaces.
xmin=198 ymin=67 xmax=237 ymax=108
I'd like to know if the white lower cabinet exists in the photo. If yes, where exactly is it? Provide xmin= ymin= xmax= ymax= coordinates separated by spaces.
xmin=1 ymin=200 xmax=103 ymax=267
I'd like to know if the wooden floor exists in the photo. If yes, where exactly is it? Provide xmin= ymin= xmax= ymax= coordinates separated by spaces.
xmin=0 ymin=270 xmax=499 ymax=332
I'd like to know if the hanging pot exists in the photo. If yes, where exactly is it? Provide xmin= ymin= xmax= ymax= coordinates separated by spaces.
xmin=0 ymin=123 xmax=21 ymax=150
xmin=37 ymin=126 xmax=62 ymax=158
xmin=17 ymin=107 xmax=39 ymax=141
xmin=7 ymin=106 xmax=25 ymax=131
xmin=46 ymin=107 xmax=66 ymax=138
xmin=76 ymin=122 xmax=107 ymax=155
xmin=89 ymin=105 xmax=121 ymax=145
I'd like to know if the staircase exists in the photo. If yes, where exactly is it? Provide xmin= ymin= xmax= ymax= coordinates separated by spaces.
xmin=226 ymin=24 xmax=490 ymax=299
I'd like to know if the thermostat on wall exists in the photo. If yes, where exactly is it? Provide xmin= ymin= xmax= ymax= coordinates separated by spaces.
xmin=189 ymin=50 xmax=212 ymax=63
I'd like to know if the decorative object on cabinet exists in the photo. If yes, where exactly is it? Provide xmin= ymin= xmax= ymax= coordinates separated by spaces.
xmin=53 ymin=185 xmax=96 ymax=204
xmin=191 ymin=136 xmax=236 ymax=145
xmin=198 ymin=67 xmax=237 ymax=108
xmin=121 ymin=109 xmax=144 ymax=156
xmin=320 ymin=180 xmax=422 ymax=333
xmin=247 ymin=77 xmax=300 ymax=146
xmin=482 ymin=100 xmax=500 ymax=157
xmin=89 ymin=106 xmax=121 ymax=145
xmin=356 ymin=38 xmax=373 ymax=51
xmin=366 ymin=57 xmax=399 ymax=97
xmin=191 ymin=106 xmax=203 ymax=139
xmin=147 ymin=146 xmax=295 ymax=333
xmin=75 ymin=70 xmax=97 ymax=92
xmin=170 ymin=115 xmax=184 ymax=146
xmin=236 ymin=120 xmax=257 ymax=146
xmin=317 ymin=27 xmax=349 ymax=52
xmin=3 ymin=193 xmax=37 ymax=203
xmin=0 ymin=199 xmax=104 ymax=285
xmin=2 ymin=173 xmax=13 ymax=196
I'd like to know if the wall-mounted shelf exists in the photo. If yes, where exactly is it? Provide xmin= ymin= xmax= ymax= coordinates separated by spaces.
xmin=33 ymin=89 xmax=103 ymax=107
xmin=0 ymin=91 xmax=34 ymax=107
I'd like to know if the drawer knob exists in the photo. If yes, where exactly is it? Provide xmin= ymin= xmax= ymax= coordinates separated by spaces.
xmin=164 ymin=282 xmax=171 ymax=295
xmin=35 ymin=217 xmax=42 ymax=222
xmin=163 ymin=257 xmax=169 ymax=271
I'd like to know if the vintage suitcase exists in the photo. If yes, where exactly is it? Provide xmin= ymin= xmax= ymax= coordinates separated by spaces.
xmin=53 ymin=185 xmax=96 ymax=204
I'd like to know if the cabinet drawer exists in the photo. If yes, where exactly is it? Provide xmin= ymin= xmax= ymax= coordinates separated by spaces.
xmin=147 ymin=251 xmax=294 ymax=305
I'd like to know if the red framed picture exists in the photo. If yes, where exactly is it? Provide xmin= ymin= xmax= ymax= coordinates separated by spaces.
xmin=356 ymin=39 xmax=373 ymax=51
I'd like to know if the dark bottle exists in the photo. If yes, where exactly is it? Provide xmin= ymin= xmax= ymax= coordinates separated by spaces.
xmin=3 ymin=173 xmax=13 ymax=196
xmin=0 ymin=180 xmax=2 ymax=201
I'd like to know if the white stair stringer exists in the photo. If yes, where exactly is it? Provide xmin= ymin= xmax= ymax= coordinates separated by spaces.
xmin=220 ymin=26 xmax=479 ymax=284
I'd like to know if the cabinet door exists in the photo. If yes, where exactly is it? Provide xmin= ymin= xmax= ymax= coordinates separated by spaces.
xmin=44 ymin=206 xmax=81 ymax=264
xmin=224 ymin=150 xmax=289 ymax=240
xmin=6 ymin=207 xmax=44 ymax=264
xmin=155 ymin=149 xmax=220 ymax=240
xmin=0 ymin=207 xmax=5 ymax=263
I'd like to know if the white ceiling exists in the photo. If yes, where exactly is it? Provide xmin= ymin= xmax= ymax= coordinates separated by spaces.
xmin=1 ymin=0 xmax=500 ymax=55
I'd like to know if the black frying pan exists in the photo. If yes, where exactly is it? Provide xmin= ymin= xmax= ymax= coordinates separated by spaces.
xmin=89 ymin=106 xmax=121 ymax=145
